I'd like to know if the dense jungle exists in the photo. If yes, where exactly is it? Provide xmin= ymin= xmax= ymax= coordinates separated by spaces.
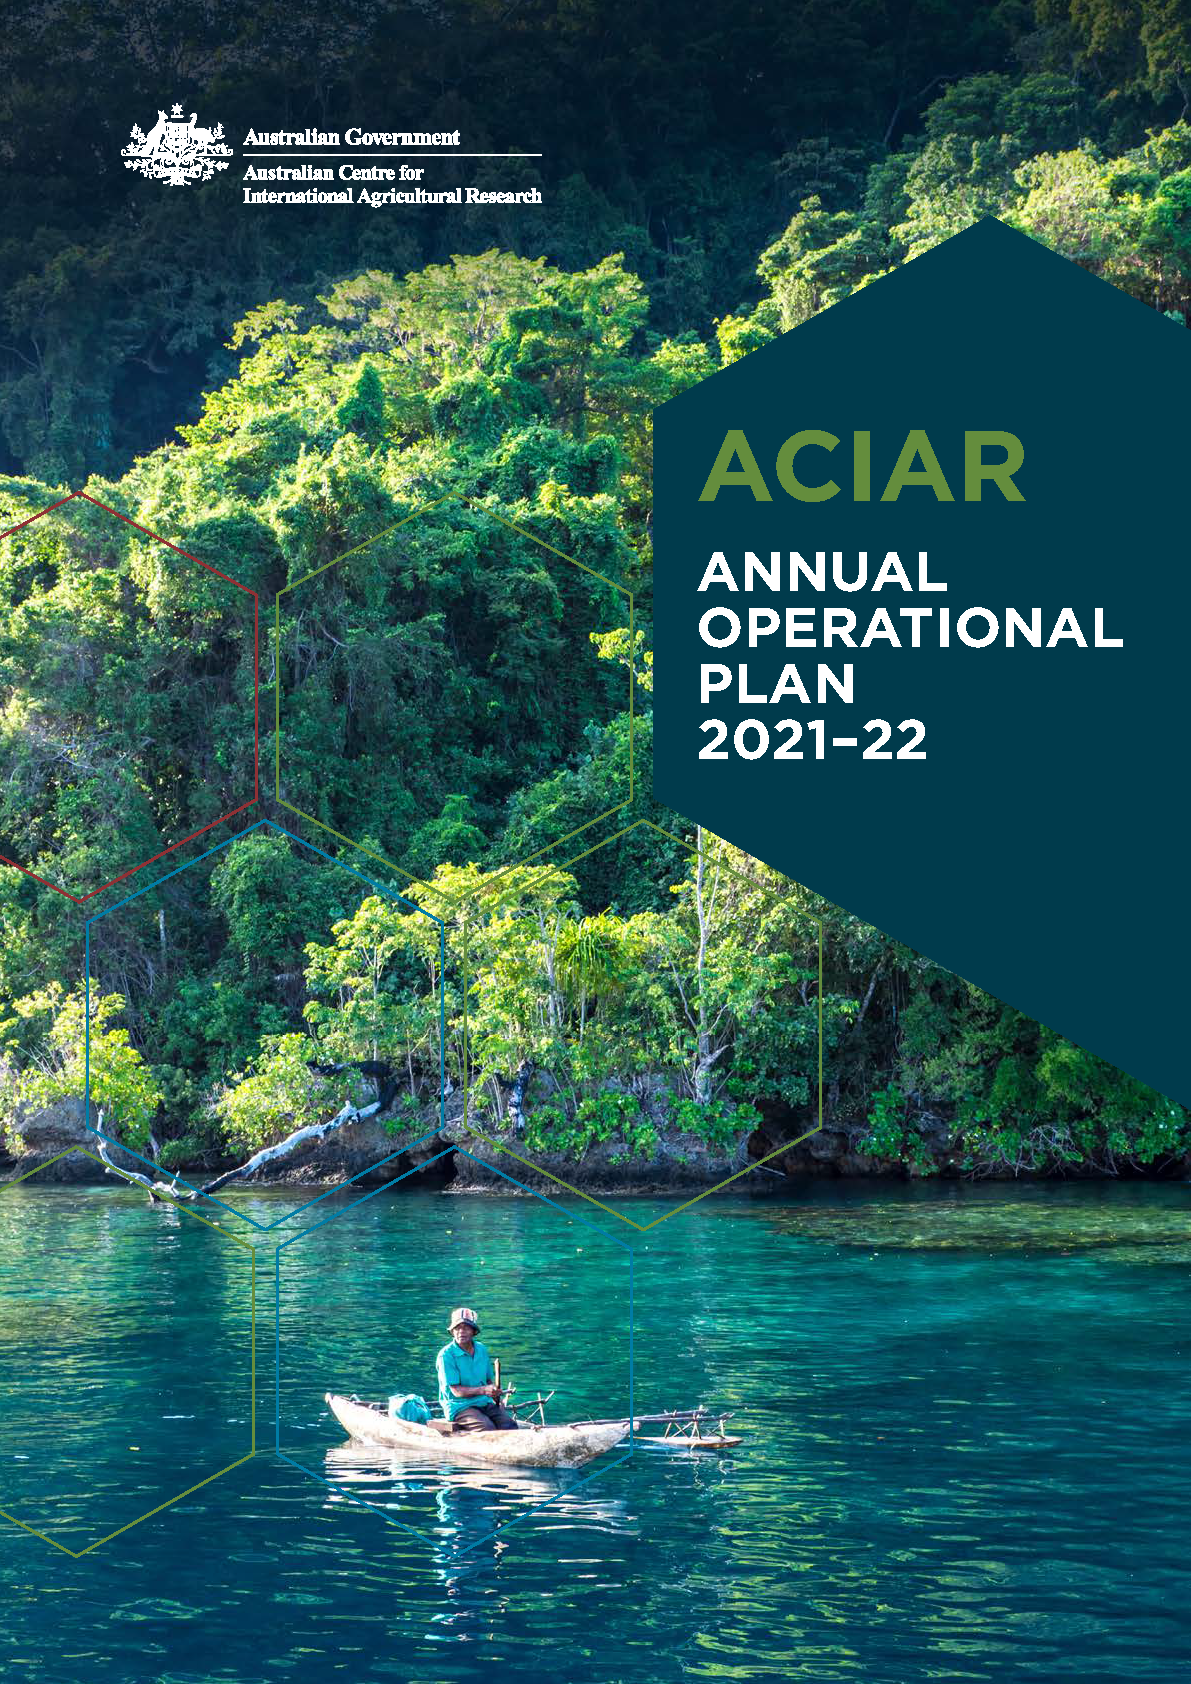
xmin=1 ymin=0 xmax=1188 ymax=1185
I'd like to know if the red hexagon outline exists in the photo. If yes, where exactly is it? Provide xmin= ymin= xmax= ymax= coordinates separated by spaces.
xmin=0 ymin=490 xmax=259 ymax=903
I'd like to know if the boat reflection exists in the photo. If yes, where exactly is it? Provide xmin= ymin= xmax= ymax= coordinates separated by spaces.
xmin=322 ymin=1439 xmax=634 ymax=1636
xmin=322 ymin=1440 xmax=631 ymax=1534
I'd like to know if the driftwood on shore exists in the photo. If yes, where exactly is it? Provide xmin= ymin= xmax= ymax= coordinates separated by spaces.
xmin=94 ymin=1062 xmax=393 ymax=1204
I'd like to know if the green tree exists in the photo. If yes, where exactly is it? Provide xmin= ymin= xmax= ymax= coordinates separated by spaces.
xmin=1 ymin=983 xmax=163 ymax=1150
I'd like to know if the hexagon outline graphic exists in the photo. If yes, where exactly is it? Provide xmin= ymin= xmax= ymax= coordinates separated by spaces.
xmin=0 ymin=489 xmax=260 ymax=904
xmin=458 ymin=816 xmax=824 ymax=1231
xmin=272 ymin=1135 xmax=633 ymax=1553
xmin=82 ymin=817 xmax=446 ymax=1232
xmin=207 ymin=815 xmax=825 ymax=1234
xmin=0 ymin=1146 xmax=256 ymax=1559
xmin=271 ymin=492 xmax=637 ymax=896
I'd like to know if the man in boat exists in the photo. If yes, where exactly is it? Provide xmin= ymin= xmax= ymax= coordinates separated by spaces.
xmin=436 ymin=1307 xmax=519 ymax=1433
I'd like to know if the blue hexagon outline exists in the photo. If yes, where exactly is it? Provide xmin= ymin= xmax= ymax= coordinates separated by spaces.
xmin=82 ymin=817 xmax=446 ymax=1232
xmin=273 ymin=1135 xmax=634 ymax=1554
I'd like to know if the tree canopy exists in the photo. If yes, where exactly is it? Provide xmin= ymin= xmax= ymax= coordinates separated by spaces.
xmin=2 ymin=14 xmax=1188 ymax=1181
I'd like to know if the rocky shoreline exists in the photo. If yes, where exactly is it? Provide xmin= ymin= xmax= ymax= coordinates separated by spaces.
xmin=3 ymin=1097 xmax=1185 ymax=1191
xmin=0 ymin=1097 xmax=756 ymax=1195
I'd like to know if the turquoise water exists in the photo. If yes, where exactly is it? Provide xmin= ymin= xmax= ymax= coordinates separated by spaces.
xmin=1 ymin=1177 xmax=1188 ymax=1682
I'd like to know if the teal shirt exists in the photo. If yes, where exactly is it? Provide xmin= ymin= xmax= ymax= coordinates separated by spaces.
xmin=436 ymin=1338 xmax=495 ymax=1420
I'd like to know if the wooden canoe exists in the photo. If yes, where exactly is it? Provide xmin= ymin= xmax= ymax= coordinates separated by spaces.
xmin=325 ymin=1393 xmax=627 ymax=1468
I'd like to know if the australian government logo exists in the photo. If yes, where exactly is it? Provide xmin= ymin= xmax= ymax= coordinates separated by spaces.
xmin=122 ymin=105 xmax=233 ymax=186
xmin=119 ymin=113 xmax=541 ymax=208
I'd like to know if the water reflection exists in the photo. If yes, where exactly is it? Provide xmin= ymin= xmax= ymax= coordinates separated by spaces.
xmin=4 ymin=1184 xmax=1190 ymax=1680
xmin=323 ymin=1441 xmax=631 ymax=1538
xmin=321 ymin=1440 xmax=635 ymax=1641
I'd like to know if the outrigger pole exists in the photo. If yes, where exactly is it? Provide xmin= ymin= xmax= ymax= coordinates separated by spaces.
xmin=514 ymin=1399 xmax=743 ymax=1447
xmin=573 ymin=1408 xmax=736 ymax=1427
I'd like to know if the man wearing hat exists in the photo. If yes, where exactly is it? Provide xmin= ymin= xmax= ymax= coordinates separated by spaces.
xmin=436 ymin=1307 xmax=519 ymax=1432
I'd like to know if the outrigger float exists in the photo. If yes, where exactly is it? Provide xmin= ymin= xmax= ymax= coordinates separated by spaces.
xmin=325 ymin=1392 xmax=742 ymax=1468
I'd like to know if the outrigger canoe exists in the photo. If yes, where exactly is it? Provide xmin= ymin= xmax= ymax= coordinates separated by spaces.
xmin=325 ymin=1393 xmax=628 ymax=1468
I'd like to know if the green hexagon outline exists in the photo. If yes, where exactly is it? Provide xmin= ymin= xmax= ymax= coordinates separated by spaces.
xmin=0 ymin=1146 xmax=257 ymax=1559
xmin=272 ymin=492 xmax=637 ymax=888
xmin=455 ymin=816 xmax=823 ymax=1231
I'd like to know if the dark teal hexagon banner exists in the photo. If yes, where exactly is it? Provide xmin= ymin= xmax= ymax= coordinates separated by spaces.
xmin=654 ymin=218 xmax=1188 ymax=1104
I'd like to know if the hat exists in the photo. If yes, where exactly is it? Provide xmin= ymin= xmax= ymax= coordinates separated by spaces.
xmin=448 ymin=1306 xmax=480 ymax=1331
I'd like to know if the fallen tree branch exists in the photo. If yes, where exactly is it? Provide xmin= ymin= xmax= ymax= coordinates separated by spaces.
xmin=199 ymin=1092 xmax=383 ymax=1194
xmin=93 ymin=1114 xmax=193 ymax=1204
xmin=94 ymin=1077 xmax=392 ymax=1204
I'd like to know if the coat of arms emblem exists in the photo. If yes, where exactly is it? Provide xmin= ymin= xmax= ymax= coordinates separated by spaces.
xmin=122 ymin=104 xmax=233 ymax=185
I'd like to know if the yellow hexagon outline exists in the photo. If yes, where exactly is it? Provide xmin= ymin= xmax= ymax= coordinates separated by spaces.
xmin=0 ymin=1146 xmax=256 ymax=1559
xmin=272 ymin=492 xmax=637 ymax=886
xmin=269 ymin=495 xmax=818 ymax=1231
xmin=454 ymin=816 xmax=823 ymax=1231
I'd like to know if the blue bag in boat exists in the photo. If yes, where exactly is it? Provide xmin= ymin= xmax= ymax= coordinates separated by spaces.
xmin=388 ymin=1393 xmax=432 ymax=1423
